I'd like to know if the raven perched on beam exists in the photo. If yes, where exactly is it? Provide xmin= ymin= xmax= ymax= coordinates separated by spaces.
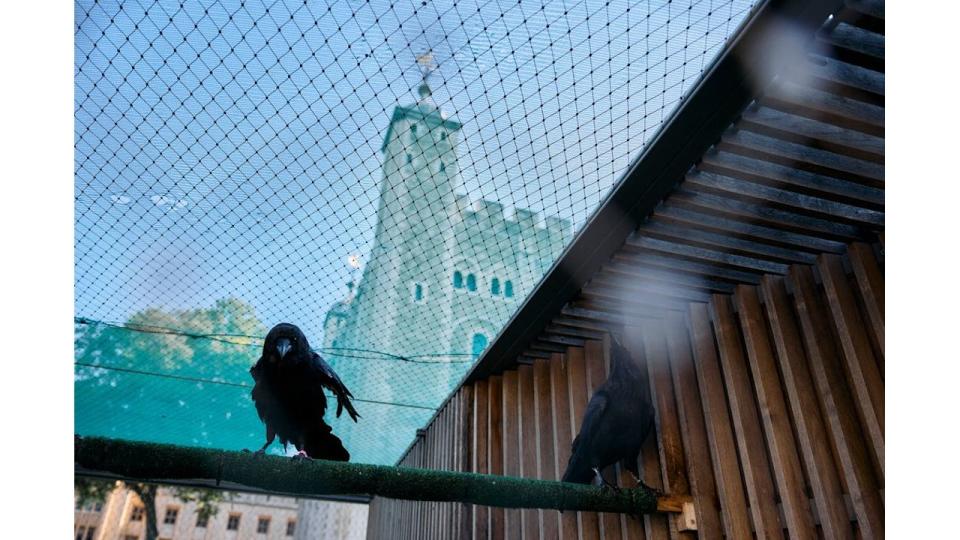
xmin=249 ymin=323 xmax=359 ymax=461
xmin=561 ymin=335 xmax=656 ymax=490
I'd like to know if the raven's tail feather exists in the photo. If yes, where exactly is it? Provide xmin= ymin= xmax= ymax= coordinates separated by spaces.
xmin=333 ymin=386 xmax=360 ymax=422
xmin=560 ymin=446 xmax=595 ymax=484
xmin=303 ymin=425 xmax=350 ymax=461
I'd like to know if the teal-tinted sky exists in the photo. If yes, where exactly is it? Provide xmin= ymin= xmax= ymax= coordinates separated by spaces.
xmin=76 ymin=0 xmax=754 ymax=336
xmin=75 ymin=0 xmax=754 ymax=462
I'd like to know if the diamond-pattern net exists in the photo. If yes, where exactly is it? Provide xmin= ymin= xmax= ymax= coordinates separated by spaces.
xmin=75 ymin=0 xmax=754 ymax=465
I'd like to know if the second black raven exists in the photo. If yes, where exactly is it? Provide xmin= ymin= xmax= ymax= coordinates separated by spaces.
xmin=561 ymin=335 xmax=656 ymax=490
xmin=249 ymin=323 xmax=359 ymax=461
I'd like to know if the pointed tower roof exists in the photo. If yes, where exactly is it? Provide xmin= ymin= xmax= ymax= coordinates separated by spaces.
xmin=380 ymin=54 xmax=461 ymax=152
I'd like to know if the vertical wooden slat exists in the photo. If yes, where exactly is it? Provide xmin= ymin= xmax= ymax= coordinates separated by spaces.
xmin=451 ymin=392 xmax=459 ymax=538
xmin=735 ymin=285 xmax=817 ymax=540
xmin=488 ymin=375 xmax=505 ymax=539
xmin=473 ymin=380 xmax=490 ymax=539
xmin=411 ymin=436 xmax=420 ymax=540
xmin=453 ymin=393 xmax=461 ymax=537
xmin=396 ymin=449 xmax=406 ymax=540
xmin=437 ymin=408 xmax=445 ymax=538
xmin=425 ymin=423 xmax=432 ymax=539
xmin=623 ymin=328 xmax=669 ymax=540
xmin=416 ymin=441 xmax=424 ymax=539
xmin=607 ymin=330 xmax=646 ymax=540
xmin=441 ymin=399 xmax=451 ymax=538
xmin=367 ymin=498 xmax=375 ymax=540
xmin=414 ymin=442 xmax=423 ymax=540
xmin=711 ymin=294 xmax=785 ymax=539
xmin=567 ymin=345 xmax=601 ymax=540
xmin=762 ymin=276 xmax=852 ymax=539
xmin=585 ymin=339 xmax=623 ymax=540
xmin=428 ymin=412 xmax=438 ymax=540
xmin=367 ymin=498 xmax=378 ymax=540
xmin=550 ymin=353 xmax=578 ymax=539
xmin=378 ymin=498 xmax=386 ymax=540
xmin=638 ymin=321 xmax=688 ymax=540
xmin=461 ymin=386 xmax=474 ymax=539
xmin=431 ymin=411 xmax=439 ymax=540
xmin=641 ymin=427 xmax=669 ymax=540
xmin=518 ymin=364 xmax=541 ymax=540
xmin=818 ymin=254 xmax=884 ymax=478
xmin=790 ymin=265 xmax=884 ymax=538
xmin=447 ymin=397 xmax=453 ymax=537
xmin=534 ymin=358 xmax=560 ymax=539
xmin=847 ymin=242 xmax=885 ymax=360
xmin=664 ymin=311 xmax=723 ymax=540
xmin=396 ymin=460 xmax=405 ymax=540
xmin=445 ymin=400 xmax=453 ymax=536
xmin=503 ymin=370 xmax=522 ymax=539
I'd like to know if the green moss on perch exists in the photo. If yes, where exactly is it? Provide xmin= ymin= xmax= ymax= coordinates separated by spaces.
xmin=74 ymin=436 xmax=668 ymax=515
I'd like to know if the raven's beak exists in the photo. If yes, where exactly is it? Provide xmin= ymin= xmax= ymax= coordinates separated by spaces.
xmin=276 ymin=338 xmax=292 ymax=360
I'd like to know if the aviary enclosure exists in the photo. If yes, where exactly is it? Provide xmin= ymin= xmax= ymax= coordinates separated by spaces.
xmin=74 ymin=0 xmax=884 ymax=537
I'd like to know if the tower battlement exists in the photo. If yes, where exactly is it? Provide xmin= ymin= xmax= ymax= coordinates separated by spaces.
xmin=455 ymin=195 xmax=571 ymax=240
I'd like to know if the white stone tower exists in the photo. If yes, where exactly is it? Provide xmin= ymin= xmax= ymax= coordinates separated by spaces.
xmin=321 ymin=55 xmax=572 ymax=463
xmin=346 ymin=56 xmax=464 ymax=369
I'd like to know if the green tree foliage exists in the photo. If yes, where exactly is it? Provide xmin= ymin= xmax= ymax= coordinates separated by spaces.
xmin=74 ymin=298 xmax=269 ymax=450
xmin=74 ymin=300 xmax=255 ymax=537
xmin=76 ymin=298 xmax=265 ymax=377
xmin=74 ymin=478 xmax=226 ymax=540
xmin=74 ymin=477 xmax=115 ymax=508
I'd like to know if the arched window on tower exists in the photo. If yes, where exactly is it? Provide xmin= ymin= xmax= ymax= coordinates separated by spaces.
xmin=471 ymin=333 xmax=488 ymax=360
xmin=406 ymin=153 xmax=412 ymax=164
xmin=452 ymin=271 xmax=463 ymax=289
xmin=466 ymin=273 xmax=477 ymax=292
xmin=439 ymin=162 xmax=445 ymax=173
xmin=410 ymin=124 xmax=417 ymax=135
xmin=491 ymin=278 xmax=501 ymax=296
xmin=504 ymin=280 xmax=514 ymax=298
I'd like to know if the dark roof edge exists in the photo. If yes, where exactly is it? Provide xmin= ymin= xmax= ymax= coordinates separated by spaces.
xmin=392 ymin=0 xmax=843 ymax=466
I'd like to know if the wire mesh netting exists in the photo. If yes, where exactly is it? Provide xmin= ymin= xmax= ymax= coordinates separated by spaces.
xmin=75 ymin=0 xmax=756 ymax=465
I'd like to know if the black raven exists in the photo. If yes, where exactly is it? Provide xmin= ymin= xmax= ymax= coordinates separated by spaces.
xmin=248 ymin=323 xmax=359 ymax=461
xmin=561 ymin=335 xmax=656 ymax=490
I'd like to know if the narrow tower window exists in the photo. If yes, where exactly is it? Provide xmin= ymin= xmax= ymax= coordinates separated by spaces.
xmin=405 ymin=153 xmax=412 ymax=164
xmin=452 ymin=271 xmax=463 ymax=289
xmin=504 ymin=280 xmax=514 ymax=298
xmin=491 ymin=278 xmax=500 ymax=296
xmin=466 ymin=273 xmax=477 ymax=292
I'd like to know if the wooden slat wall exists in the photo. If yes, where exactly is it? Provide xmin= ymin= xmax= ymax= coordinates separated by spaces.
xmin=368 ymin=239 xmax=884 ymax=538
xmin=367 ymin=2 xmax=884 ymax=536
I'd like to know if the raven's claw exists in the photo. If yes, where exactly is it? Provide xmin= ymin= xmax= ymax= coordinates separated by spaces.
xmin=291 ymin=450 xmax=312 ymax=461
xmin=592 ymin=467 xmax=621 ymax=492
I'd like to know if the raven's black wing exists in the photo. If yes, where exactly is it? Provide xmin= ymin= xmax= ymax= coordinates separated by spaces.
xmin=308 ymin=351 xmax=360 ymax=421
xmin=562 ymin=390 xmax=608 ymax=483
xmin=249 ymin=356 xmax=277 ymax=423
xmin=250 ymin=356 xmax=265 ymax=382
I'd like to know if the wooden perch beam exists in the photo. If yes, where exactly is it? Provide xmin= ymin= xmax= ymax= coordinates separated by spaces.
xmin=74 ymin=437 xmax=685 ymax=515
